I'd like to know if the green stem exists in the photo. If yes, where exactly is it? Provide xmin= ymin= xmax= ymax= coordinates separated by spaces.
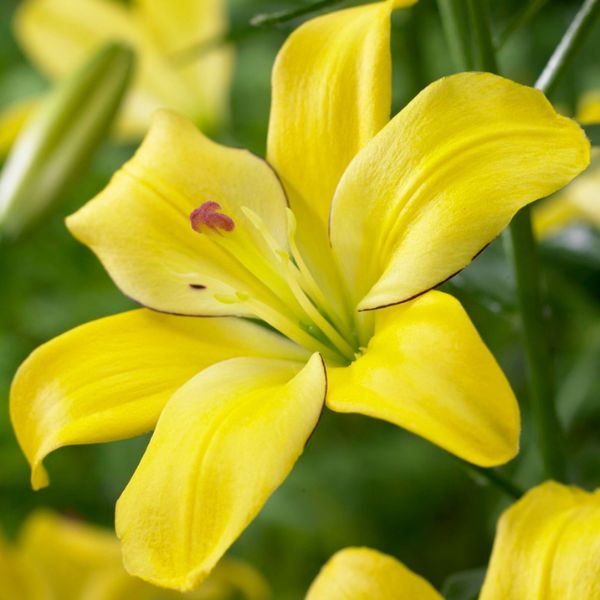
xmin=506 ymin=212 xmax=567 ymax=481
xmin=535 ymin=0 xmax=600 ymax=95
xmin=436 ymin=0 xmax=474 ymax=71
xmin=465 ymin=463 xmax=524 ymax=500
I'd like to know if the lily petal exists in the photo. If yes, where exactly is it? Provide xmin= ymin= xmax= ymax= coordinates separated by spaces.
xmin=0 ymin=532 xmax=50 ymax=600
xmin=83 ymin=557 xmax=271 ymax=600
xmin=67 ymin=111 xmax=290 ymax=317
xmin=480 ymin=481 xmax=600 ymax=600
xmin=19 ymin=511 xmax=121 ymax=600
xmin=267 ymin=0 xmax=414 ymax=311
xmin=305 ymin=547 xmax=443 ymax=600
xmin=327 ymin=291 xmax=519 ymax=466
xmin=13 ymin=0 xmax=201 ymax=139
xmin=11 ymin=308 xmax=305 ymax=490
xmin=116 ymin=354 xmax=326 ymax=590
xmin=268 ymin=0 xmax=406 ymax=227
xmin=329 ymin=72 xmax=590 ymax=310
xmin=136 ymin=0 xmax=232 ymax=130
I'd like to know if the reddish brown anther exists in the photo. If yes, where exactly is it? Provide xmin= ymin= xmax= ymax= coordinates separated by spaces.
xmin=190 ymin=202 xmax=235 ymax=233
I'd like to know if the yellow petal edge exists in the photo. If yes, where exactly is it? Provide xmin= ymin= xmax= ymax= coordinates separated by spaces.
xmin=480 ymin=481 xmax=600 ymax=600
xmin=305 ymin=547 xmax=442 ymax=600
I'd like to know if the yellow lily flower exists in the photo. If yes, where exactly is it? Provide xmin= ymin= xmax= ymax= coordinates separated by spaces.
xmin=0 ymin=510 xmax=270 ymax=600
xmin=5 ymin=0 xmax=231 ymax=142
xmin=10 ymin=0 xmax=589 ymax=591
xmin=305 ymin=482 xmax=600 ymax=600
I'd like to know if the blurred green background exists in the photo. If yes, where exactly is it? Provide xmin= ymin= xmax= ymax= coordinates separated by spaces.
xmin=1 ymin=1 xmax=599 ymax=598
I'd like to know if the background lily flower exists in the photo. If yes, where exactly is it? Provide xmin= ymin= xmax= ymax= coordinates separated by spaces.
xmin=0 ymin=510 xmax=270 ymax=600
xmin=305 ymin=546 xmax=443 ymax=599
xmin=3 ymin=0 xmax=231 ymax=143
xmin=305 ymin=482 xmax=600 ymax=599
xmin=534 ymin=149 xmax=600 ymax=238
xmin=480 ymin=481 xmax=600 ymax=599
xmin=578 ymin=92 xmax=600 ymax=125
xmin=10 ymin=0 xmax=590 ymax=591
xmin=534 ymin=96 xmax=600 ymax=239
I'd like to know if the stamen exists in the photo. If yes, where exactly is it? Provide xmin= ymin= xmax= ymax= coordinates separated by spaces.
xmin=190 ymin=201 xmax=235 ymax=233
xmin=188 ymin=202 xmax=358 ymax=364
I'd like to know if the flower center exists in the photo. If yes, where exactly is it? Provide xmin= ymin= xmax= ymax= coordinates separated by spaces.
xmin=190 ymin=201 xmax=359 ymax=365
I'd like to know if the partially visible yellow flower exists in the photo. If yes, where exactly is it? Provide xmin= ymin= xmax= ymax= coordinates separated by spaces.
xmin=0 ymin=511 xmax=270 ymax=600
xmin=4 ymin=0 xmax=231 ymax=143
xmin=305 ymin=482 xmax=600 ymax=600
xmin=305 ymin=547 xmax=443 ymax=600
xmin=578 ymin=91 xmax=600 ymax=125
xmin=0 ymin=531 xmax=49 ymax=600
xmin=534 ymin=93 xmax=600 ymax=239
xmin=480 ymin=481 xmax=600 ymax=599
xmin=534 ymin=149 xmax=600 ymax=238
xmin=10 ymin=0 xmax=589 ymax=591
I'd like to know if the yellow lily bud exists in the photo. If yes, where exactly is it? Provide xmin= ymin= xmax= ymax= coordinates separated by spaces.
xmin=0 ymin=41 xmax=134 ymax=240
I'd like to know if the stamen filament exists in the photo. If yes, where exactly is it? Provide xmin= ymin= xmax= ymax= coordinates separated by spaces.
xmin=244 ymin=207 xmax=357 ymax=360
xmin=204 ymin=222 xmax=304 ymax=320
xmin=285 ymin=209 xmax=356 ymax=340
xmin=191 ymin=202 xmax=359 ymax=363
xmin=247 ymin=298 xmax=347 ymax=365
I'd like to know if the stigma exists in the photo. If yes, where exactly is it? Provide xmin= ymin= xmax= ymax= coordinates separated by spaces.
xmin=190 ymin=201 xmax=235 ymax=233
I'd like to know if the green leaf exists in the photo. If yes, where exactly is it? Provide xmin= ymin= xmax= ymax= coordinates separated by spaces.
xmin=442 ymin=567 xmax=486 ymax=600
xmin=0 ymin=42 xmax=134 ymax=240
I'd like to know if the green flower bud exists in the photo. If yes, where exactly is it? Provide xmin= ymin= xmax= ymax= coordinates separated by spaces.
xmin=0 ymin=42 xmax=135 ymax=240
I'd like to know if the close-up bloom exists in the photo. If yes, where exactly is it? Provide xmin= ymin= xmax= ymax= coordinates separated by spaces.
xmin=8 ymin=0 xmax=591 ymax=592
xmin=0 ymin=510 xmax=270 ymax=600
xmin=304 ymin=482 xmax=600 ymax=599
xmin=3 ymin=0 xmax=231 ymax=143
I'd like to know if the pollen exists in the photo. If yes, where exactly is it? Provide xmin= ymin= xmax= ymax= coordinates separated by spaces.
xmin=190 ymin=201 xmax=235 ymax=233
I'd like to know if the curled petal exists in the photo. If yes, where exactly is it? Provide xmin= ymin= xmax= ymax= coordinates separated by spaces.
xmin=327 ymin=291 xmax=519 ymax=466
xmin=116 ymin=355 xmax=326 ymax=590
xmin=330 ymin=72 xmax=590 ymax=310
xmin=67 ymin=111 xmax=289 ymax=317
xmin=11 ymin=309 xmax=306 ymax=489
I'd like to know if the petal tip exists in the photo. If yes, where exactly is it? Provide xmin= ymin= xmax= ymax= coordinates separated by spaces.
xmin=31 ymin=461 xmax=50 ymax=491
